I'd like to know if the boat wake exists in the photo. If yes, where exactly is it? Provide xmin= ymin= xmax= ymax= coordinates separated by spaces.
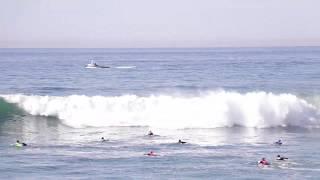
xmin=115 ymin=66 xmax=136 ymax=69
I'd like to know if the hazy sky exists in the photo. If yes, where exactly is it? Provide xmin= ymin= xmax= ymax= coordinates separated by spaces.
xmin=1 ymin=0 xmax=320 ymax=48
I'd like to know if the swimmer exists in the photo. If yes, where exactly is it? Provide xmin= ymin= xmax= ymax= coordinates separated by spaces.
xmin=258 ymin=158 xmax=270 ymax=165
xmin=178 ymin=139 xmax=187 ymax=144
xmin=276 ymin=155 xmax=288 ymax=161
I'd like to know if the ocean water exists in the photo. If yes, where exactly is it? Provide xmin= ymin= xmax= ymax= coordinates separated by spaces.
xmin=0 ymin=47 xmax=320 ymax=179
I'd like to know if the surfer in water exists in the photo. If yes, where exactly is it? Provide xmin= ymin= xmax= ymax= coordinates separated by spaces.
xmin=178 ymin=139 xmax=187 ymax=144
xmin=258 ymin=158 xmax=270 ymax=165
xmin=147 ymin=130 xmax=154 ymax=136
xmin=15 ymin=140 xmax=27 ymax=147
xmin=276 ymin=155 xmax=288 ymax=161
xmin=275 ymin=139 xmax=282 ymax=145
xmin=101 ymin=137 xmax=108 ymax=142
xmin=145 ymin=151 xmax=157 ymax=156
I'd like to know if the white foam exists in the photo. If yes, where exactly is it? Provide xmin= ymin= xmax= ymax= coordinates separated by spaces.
xmin=1 ymin=91 xmax=319 ymax=129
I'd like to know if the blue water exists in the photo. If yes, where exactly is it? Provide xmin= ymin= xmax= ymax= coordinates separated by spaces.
xmin=1 ymin=47 xmax=320 ymax=179
xmin=1 ymin=47 xmax=319 ymax=96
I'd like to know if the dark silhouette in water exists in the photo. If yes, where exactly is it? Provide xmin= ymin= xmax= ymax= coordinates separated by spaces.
xmin=101 ymin=137 xmax=108 ymax=142
xmin=276 ymin=155 xmax=288 ymax=161
xmin=275 ymin=139 xmax=282 ymax=145
xmin=147 ymin=130 xmax=154 ymax=136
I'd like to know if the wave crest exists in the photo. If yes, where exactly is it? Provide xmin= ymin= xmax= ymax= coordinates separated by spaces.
xmin=1 ymin=91 xmax=319 ymax=129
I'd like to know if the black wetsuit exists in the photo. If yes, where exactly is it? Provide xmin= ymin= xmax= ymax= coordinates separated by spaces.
xmin=277 ymin=157 xmax=288 ymax=160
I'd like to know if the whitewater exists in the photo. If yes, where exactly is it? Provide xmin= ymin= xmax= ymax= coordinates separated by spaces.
xmin=1 ymin=91 xmax=320 ymax=129
xmin=1 ymin=48 xmax=320 ymax=179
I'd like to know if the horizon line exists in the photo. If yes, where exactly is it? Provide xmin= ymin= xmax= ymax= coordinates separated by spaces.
xmin=1 ymin=45 xmax=320 ymax=49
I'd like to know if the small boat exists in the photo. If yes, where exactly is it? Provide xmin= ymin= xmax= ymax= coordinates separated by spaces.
xmin=85 ymin=60 xmax=110 ymax=69
xmin=86 ymin=60 xmax=98 ymax=68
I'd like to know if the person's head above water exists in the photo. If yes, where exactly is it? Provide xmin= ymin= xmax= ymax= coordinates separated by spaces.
xmin=16 ymin=140 xmax=20 ymax=143
xmin=277 ymin=155 xmax=281 ymax=157
xmin=147 ymin=151 xmax=154 ymax=155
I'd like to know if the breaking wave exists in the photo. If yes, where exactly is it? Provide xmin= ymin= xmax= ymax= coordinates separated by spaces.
xmin=1 ymin=91 xmax=320 ymax=129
